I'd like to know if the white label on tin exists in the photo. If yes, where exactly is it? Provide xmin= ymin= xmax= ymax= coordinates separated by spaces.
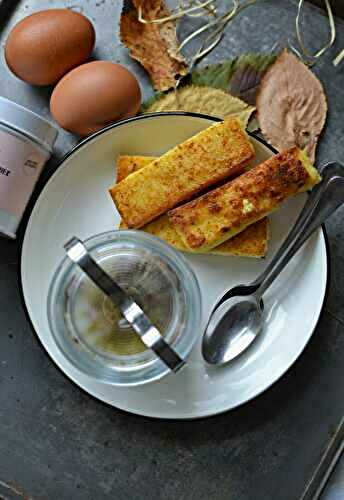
xmin=0 ymin=129 xmax=49 ymax=219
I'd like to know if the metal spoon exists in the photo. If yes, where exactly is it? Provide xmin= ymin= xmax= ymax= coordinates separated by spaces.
xmin=202 ymin=162 xmax=344 ymax=365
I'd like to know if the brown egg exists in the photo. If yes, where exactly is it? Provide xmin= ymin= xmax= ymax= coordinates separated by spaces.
xmin=50 ymin=61 xmax=142 ymax=136
xmin=5 ymin=9 xmax=95 ymax=85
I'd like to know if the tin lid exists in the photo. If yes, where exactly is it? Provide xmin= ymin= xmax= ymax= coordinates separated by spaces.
xmin=0 ymin=96 xmax=58 ymax=152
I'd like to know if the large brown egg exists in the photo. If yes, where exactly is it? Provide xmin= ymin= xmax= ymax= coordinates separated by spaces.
xmin=5 ymin=9 xmax=95 ymax=85
xmin=50 ymin=61 xmax=142 ymax=136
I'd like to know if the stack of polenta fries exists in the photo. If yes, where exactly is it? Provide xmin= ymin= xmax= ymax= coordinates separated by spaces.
xmin=109 ymin=118 xmax=321 ymax=258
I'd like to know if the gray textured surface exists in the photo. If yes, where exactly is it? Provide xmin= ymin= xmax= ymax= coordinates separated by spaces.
xmin=0 ymin=1 xmax=343 ymax=499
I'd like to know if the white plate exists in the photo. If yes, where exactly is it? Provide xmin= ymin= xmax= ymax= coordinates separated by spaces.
xmin=21 ymin=113 xmax=329 ymax=419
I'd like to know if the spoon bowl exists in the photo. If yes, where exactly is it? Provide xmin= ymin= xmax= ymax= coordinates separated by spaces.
xmin=203 ymin=296 xmax=263 ymax=364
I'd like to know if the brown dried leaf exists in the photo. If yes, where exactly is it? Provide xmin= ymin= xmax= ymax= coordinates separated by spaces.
xmin=120 ymin=0 xmax=188 ymax=91
xmin=256 ymin=50 xmax=327 ymax=162
xmin=146 ymin=85 xmax=255 ymax=129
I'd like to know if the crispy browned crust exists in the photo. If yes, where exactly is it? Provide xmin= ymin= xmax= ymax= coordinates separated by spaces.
xmin=168 ymin=147 xmax=321 ymax=251
xmin=116 ymin=155 xmax=156 ymax=183
xmin=110 ymin=119 xmax=255 ymax=228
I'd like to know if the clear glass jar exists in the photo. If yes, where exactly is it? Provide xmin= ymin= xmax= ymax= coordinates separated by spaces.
xmin=47 ymin=230 xmax=201 ymax=386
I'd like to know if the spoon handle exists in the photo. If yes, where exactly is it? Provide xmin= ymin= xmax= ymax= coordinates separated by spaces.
xmin=250 ymin=162 xmax=338 ymax=288
xmin=255 ymin=162 xmax=344 ymax=298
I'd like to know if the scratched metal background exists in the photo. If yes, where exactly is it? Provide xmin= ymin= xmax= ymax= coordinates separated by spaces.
xmin=0 ymin=1 xmax=343 ymax=499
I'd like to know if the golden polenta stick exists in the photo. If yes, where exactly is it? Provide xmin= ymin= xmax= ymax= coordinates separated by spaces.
xmin=119 ymin=215 xmax=269 ymax=257
xmin=116 ymin=155 xmax=269 ymax=257
xmin=116 ymin=155 xmax=156 ymax=182
xmin=109 ymin=118 xmax=255 ymax=228
xmin=168 ymin=147 xmax=321 ymax=252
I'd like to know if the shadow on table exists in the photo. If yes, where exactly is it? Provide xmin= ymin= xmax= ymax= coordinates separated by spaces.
xmin=0 ymin=0 xmax=21 ymax=32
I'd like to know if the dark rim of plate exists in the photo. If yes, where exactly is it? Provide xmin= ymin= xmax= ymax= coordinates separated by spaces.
xmin=16 ymin=111 xmax=331 ymax=421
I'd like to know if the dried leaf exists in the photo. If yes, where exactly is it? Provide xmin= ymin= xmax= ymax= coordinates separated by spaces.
xmin=120 ymin=0 xmax=188 ymax=91
xmin=246 ymin=116 xmax=259 ymax=133
xmin=191 ymin=57 xmax=237 ymax=90
xmin=229 ymin=56 xmax=276 ymax=105
xmin=191 ymin=53 xmax=276 ymax=104
xmin=141 ymin=91 xmax=165 ymax=113
xmin=145 ymin=85 xmax=255 ymax=129
xmin=256 ymin=50 xmax=327 ymax=162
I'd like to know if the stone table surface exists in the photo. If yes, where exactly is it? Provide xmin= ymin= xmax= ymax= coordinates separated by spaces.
xmin=0 ymin=1 xmax=343 ymax=499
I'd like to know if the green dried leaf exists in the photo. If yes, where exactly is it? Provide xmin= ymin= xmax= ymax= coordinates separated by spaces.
xmin=191 ymin=53 xmax=276 ymax=104
xmin=191 ymin=59 xmax=237 ymax=90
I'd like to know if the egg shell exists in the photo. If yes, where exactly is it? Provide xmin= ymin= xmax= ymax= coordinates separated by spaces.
xmin=50 ymin=61 xmax=142 ymax=136
xmin=5 ymin=9 xmax=95 ymax=86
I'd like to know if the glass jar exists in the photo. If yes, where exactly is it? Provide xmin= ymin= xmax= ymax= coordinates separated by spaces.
xmin=47 ymin=230 xmax=202 ymax=386
xmin=0 ymin=97 xmax=58 ymax=238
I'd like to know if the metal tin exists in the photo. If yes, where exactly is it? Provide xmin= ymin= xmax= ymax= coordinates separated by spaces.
xmin=0 ymin=97 xmax=58 ymax=238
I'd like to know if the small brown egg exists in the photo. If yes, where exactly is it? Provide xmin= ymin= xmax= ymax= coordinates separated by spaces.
xmin=5 ymin=9 xmax=95 ymax=86
xmin=50 ymin=61 xmax=142 ymax=136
